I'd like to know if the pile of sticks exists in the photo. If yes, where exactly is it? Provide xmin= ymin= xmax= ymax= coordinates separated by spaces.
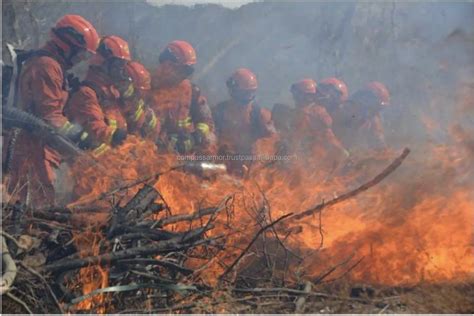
xmin=1 ymin=184 xmax=230 ymax=313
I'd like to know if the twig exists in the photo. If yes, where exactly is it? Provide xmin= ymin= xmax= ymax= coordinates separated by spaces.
xmin=119 ymin=258 xmax=194 ymax=275
xmin=322 ymin=256 xmax=365 ymax=284
xmin=0 ymin=229 xmax=25 ymax=250
xmin=313 ymin=253 xmax=356 ymax=284
xmin=291 ymin=148 xmax=410 ymax=221
xmin=232 ymin=287 xmax=329 ymax=296
xmin=232 ymin=287 xmax=391 ymax=303
xmin=200 ymin=195 xmax=232 ymax=233
xmin=219 ymin=213 xmax=293 ymax=280
xmin=6 ymin=292 xmax=33 ymax=314
xmin=379 ymin=303 xmax=390 ymax=314
xmin=18 ymin=262 xmax=64 ymax=314
xmin=255 ymin=183 xmax=302 ymax=261
xmin=151 ymin=206 xmax=219 ymax=228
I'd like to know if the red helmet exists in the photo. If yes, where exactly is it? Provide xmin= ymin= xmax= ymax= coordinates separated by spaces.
xmin=319 ymin=77 xmax=349 ymax=102
xmin=365 ymin=81 xmax=390 ymax=106
xmin=99 ymin=35 xmax=131 ymax=59
xmin=159 ymin=40 xmax=196 ymax=66
xmin=227 ymin=68 xmax=258 ymax=91
xmin=89 ymin=35 xmax=131 ymax=66
xmin=291 ymin=78 xmax=317 ymax=95
xmin=125 ymin=61 xmax=151 ymax=91
xmin=51 ymin=15 xmax=99 ymax=53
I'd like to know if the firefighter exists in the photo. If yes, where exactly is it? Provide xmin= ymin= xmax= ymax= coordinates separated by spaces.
xmin=120 ymin=61 xmax=160 ymax=141
xmin=213 ymin=68 xmax=276 ymax=176
xmin=65 ymin=35 xmax=132 ymax=156
xmin=271 ymin=102 xmax=293 ymax=135
xmin=150 ymin=40 xmax=216 ymax=155
xmin=334 ymin=81 xmax=390 ymax=150
xmin=315 ymin=77 xmax=349 ymax=118
xmin=289 ymin=78 xmax=348 ymax=162
xmin=5 ymin=15 xmax=99 ymax=207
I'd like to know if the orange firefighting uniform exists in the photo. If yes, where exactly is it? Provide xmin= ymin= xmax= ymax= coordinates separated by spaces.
xmin=288 ymin=103 xmax=347 ymax=161
xmin=149 ymin=79 xmax=216 ymax=154
xmin=65 ymin=68 xmax=126 ymax=156
xmin=332 ymin=101 xmax=387 ymax=150
xmin=271 ymin=103 xmax=294 ymax=136
xmin=6 ymin=42 xmax=75 ymax=206
xmin=120 ymin=93 xmax=160 ymax=141
xmin=213 ymin=99 xmax=276 ymax=174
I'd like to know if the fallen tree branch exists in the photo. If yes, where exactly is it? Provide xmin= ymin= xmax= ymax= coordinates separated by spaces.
xmin=291 ymin=148 xmax=410 ymax=221
xmin=119 ymin=258 xmax=194 ymax=275
xmin=42 ymin=230 xmax=218 ymax=273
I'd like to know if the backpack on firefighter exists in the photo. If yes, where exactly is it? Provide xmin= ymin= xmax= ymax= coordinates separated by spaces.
xmin=2 ymin=43 xmax=84 ymax=173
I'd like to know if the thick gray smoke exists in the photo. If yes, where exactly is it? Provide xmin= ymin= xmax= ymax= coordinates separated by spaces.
xmin=3 ymin=1 xmax=474 ymax=149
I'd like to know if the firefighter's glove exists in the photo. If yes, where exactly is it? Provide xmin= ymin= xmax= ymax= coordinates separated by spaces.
xmin=193 ymin=122 xmax=211 ymax=146
xmin=77 ymin=132 xmax=95 ymax=150
xmin=192 ymin=130 xmax=203 ymax=146
xmin=111 ymin=128 xmax=127 ymax=147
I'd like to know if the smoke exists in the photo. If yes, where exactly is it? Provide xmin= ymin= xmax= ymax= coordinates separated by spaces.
xmin=4 ymin=1 xmax=473 ymax=149
xmin=147 ymin=0 xmax=254 ymax=9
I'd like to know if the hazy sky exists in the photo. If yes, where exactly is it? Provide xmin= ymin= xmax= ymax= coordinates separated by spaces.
xmin=147 ymin=0 xmax=254 ymax=9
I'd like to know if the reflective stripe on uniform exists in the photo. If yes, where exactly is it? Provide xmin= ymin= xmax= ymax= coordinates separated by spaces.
xmin=92 ymin=143 xmax=110 ymax=157
xmin=133 ymin=99 xmax=145 ymax=122
xmin=196 ymin=122 xmax=210 ymax=135
xmin=177 ymin=116 xmax=192 ymax=128
xmin=108 ymin=119 xmax=118 ymax=129
xmin=58 ymin=121 xmax=74 ymax=135
xmin=147 ymin=111 xmax=158 ymax=129
xmin=123 ymin=84 xmax=135 ymax=98
xmin=107 ymin=119 xmax=118 ymax=144
xmin=80 ymin=131 xmax=89 ymax=141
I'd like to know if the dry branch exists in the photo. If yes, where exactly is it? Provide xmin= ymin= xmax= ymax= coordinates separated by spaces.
xmin=291 ymin=148 xmax=410 ymax=221
xmin=42 ymin=227 xmax=214 ymax=273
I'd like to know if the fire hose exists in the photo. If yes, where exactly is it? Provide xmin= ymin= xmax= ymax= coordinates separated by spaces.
xmin=1 ymin=106 xmax=83 ymax=165
xmin=1 ymin=235 xmax=17 ymax=295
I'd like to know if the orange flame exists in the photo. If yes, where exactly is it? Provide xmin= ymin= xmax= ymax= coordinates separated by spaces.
xmin=70 ymin=230 xmax=109 ymax=313
xmin=68 ymin=123 xmax=474 ymax=290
